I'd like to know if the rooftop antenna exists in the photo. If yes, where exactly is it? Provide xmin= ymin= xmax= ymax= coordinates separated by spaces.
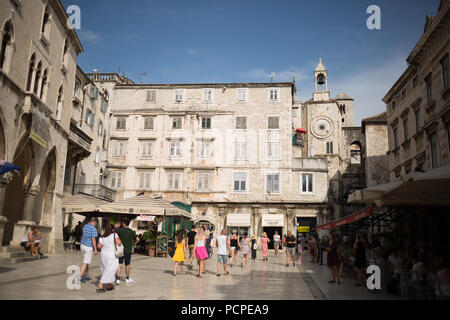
xmin=270 ymin=72 xmax=275 ymax=83
xmin=137 ymin=72 xmax=147 ymax=84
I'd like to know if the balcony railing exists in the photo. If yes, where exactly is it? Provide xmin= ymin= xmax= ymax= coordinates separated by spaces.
xmin=73 ymin=184 xmax=115 ymax=201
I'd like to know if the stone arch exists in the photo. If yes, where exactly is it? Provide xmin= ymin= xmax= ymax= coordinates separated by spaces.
xmin=0 ymin=19 xmax=14 ymax=72
xmin=350 ymin=141 xmax=362 ymax=164
xmin=1 ymin=135 xmax=35 ymax=245
xmin=34 ymin=147 xmax=57 ymax=225
xmin=0 ymin=112 xmax=6 ymax=160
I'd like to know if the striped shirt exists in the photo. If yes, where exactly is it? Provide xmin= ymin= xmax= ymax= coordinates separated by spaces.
xmin=80 ymin=224 xmax=98 ymax=248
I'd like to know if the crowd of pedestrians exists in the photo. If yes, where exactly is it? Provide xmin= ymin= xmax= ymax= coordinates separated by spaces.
xmin=77 ymin=217 xmax=139 ymax=293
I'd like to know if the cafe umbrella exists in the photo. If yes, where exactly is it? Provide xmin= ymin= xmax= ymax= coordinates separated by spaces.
xmin=0 ymin=160 xmax=20 ymax=176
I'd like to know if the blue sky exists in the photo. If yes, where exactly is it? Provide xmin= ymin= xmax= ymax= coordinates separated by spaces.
xmin=62 ymin=0 xmax=441 ymax=124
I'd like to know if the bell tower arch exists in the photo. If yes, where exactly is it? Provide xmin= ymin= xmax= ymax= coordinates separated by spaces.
xmin=313 ymin=58 xmax=330 ymax=101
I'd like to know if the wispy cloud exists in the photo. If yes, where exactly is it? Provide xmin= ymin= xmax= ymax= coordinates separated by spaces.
xmin=186 ymin=49 xmax=199 ymax=57
xmin=332 ymin=56 xmax=408 ymax=124
xmin=78 ymin=30 xmax=100 ymax=43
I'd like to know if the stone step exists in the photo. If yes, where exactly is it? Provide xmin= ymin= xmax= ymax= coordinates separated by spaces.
xmin=0 ymin=251 xmax=31 ymax=259
xmin=1 ymin=246 xmax=23 ymax=253
xmin=3 ymin=255 xmax=49 ymax=264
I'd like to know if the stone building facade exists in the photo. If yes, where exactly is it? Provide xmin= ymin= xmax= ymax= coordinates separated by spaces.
xmin=302 ymin=59 xmax=365 ymax=219
xmin=0 ymin=0 xmax=83 ymax=252
xmin=88 ymin=78 xmax=331 ymax=239
xmin=382 ymin=0 xmax=449 ymax=180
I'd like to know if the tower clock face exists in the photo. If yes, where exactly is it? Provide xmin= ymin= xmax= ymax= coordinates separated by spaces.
xmin=311 ymin=117 xmax=333 ymax=139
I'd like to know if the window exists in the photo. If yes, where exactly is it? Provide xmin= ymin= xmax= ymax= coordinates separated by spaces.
xmin=269 ymin=88 xmax=280 ymax=101
xmin=236 ymin=117 xmax=247 ymax=129
xmin=266 ymin=173 xmax=280 ymax=194
xmin=267 ymin=141 xmax=281 ymax=160
xmin=413 ymin=77 xmax=418 ymax=89
xmin=89 ymin=86 xmax=99 ymax=99
xmin=201 ymin=117 xmax=211 ymax=129
xmin=41 ymin=6 xmax=51 ymax=40
xmin=140 ymin=141 xmax=153 ymax=158
xmin=112 ymin=141 xmax=125 ymax=157
xmin=234 ymin=141 xmax=247 ymax=160
xmin=202 ymin=89 xmax=213 ymax=103
xmin=143 ymin=117 xmax=154 ymax=130
xmin=392 ymin=101 xmax=396 ymax=110
xmin=447 ymin=124 xmax=450 ymax=155
xmin=393 ymin=127 xmax=399 ymax=149
xmin=268 ymin=116 xmax=280 ymax=129
xmin=167 ymin=172 xmax=182 ymax=190
xmin=116 ymin=117 xmax=126 ymax=130
xmin=403 ymin=118 xmax=409 ymax=141
xmin=196 ymin=172 xmax=210 ymax=192
xmin=430 ymin=133 xmax=439 ymax=169
xmin=198 ymin=141 xmax=212 ymax=158
xmin=172 ymin=117 xmax=182 ymax=129
xmin=441 ymin=54 xmax=449 ymax=90
xmin=401 ymin=89 xmax=406 ymax=101
xmin=98 ymin=120 xmax=103 ymax=135
xmin=415 ymin=109 xmax=422 ymax=132
xmin=85 ymin=108 xmax=94 ymax=126
xmin=111 ymin=171 xmax=123 ymax=189
xmin=236 ymin=88 xmax=248 ymax=102
xmin=425 ymin=73 xmax=433 ymax=105
xmin=233 ymin=172 xmax=247 ymax=192
xmin=326 ymin=141 xmax=333 ymax=154
xmin=138 ymin=171 xmax=152 ymax=190
xmin=101 ymin=99 xmax=108 ymax=113
xmin=301 ymin=173 xmax=313 ymax=194
xmin=40 ymin=69 xmax=48 ymax=101
xmin=146 ymin=90 xmax=156 ymax=102
xmin=56 ymin=86 xmax=63 ymax=121
xmin=169 ymin=141 xmax=182 ymax=158
xmin=33 ymin=62 xmax=42 ymax=95
xmin=94 ymin=147 xmax=100 ymax=164
xmin=26 ymin=54 xmax=36 ymax=92
xmin=74 ymin=77 xmax=81 ymax=97
xmin=62 ymin=39 xmax=69 ymax=70
xmin=174 ymin=89 xmax=184 ymax=102
xmin=0 ymin=20 xmax=13 ymax=72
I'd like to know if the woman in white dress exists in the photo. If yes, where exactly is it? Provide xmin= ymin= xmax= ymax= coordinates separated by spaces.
xmin=97 ymin=224 xmax=121 ymax=293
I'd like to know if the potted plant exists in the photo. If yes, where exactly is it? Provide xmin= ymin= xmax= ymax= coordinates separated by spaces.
xmin=142 ymin=230 xmax=156 ymax=257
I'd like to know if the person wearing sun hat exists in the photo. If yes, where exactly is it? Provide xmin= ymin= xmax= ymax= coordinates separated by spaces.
xmin=260 ymin=232 xmax=270 ymax=261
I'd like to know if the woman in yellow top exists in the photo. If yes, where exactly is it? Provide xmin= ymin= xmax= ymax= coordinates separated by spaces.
xmin=173 ymin=232 xmax=186 ymax=276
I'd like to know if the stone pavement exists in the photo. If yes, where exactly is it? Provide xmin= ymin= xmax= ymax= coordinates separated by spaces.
xmin=0 ymin=249 xmax=399 ymax=300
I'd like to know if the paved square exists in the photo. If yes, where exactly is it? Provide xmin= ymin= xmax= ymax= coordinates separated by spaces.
xmin=0 ymin=250 xmax=398 ymax=300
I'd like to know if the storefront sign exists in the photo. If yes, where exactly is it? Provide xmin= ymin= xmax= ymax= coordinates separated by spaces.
xmin=226 ymin=213 xmax=251 ymax=227
xmin=297 ymin=226 xmax=310 ymax=233
xmin=137 ymin=215 xmax=156 ymax=222
xmin=262 ymin=214 xmax=284 ymax=227
xmin=29 ymin=129 xmax=47 ymax=149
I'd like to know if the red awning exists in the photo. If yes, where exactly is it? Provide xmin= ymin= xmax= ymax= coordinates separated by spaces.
xmin=296 ymin=128 xmax=307 ymax=134
xmin=315 ymin=206 xmax=374 ymax=231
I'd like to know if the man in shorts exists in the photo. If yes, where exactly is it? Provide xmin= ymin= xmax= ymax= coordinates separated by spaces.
xmin=79 ymin=218 xmax=98 ymax=283
xmin=216 ymin=229 xmax=230 ymax=276
xmin=285 ymin=231 xmax=297 ymax=267
xmin=186 ymin=226 xmax=197 ymax=269
xmin=116 ymin=218 xmax=139 ymax=284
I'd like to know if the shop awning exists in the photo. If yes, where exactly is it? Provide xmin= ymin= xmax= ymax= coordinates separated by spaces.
xmin=62 ymin=193 xmax=112 ymax=214
xmin=100 ymin=195 xmax=191 ymax=218
xmin=226 ymin=213 xmax=251 ymax=227
xmin=347 ymin=181 xmax=403 ymax=204
xmin=380 ymin=164 xmax=450 ymax=207
xmin=315 ymin=206 xmax=374 ymax=231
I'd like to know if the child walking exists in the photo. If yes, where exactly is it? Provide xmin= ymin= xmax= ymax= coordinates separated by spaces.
xmin=173 ymin=232 xmax=186 ymax=276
